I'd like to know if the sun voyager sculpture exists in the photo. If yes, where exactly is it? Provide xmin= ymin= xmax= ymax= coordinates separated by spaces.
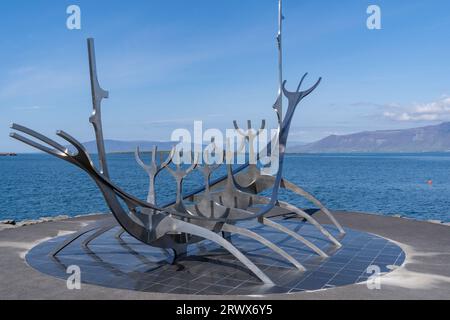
xmin=10 ymin=0 xmax=345 ymax=285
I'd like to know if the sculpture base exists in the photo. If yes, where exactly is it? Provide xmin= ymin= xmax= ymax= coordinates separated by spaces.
xmin=26 ymin=218 xmax=404 ymax=295
xmin=3 ymin=211 xmax=450 ymax=298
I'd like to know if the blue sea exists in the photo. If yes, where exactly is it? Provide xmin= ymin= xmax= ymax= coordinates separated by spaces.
xmin=1 ymin=153 xmax=449 ymax=222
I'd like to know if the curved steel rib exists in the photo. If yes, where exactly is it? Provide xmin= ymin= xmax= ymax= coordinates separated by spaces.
xmin=222 ymin=223 xmax=305 ymax=271
xmin=275 ymin=202 xmax=341 ymax=247
xmin=260 ymin=217 xmax=328 ymax=258
xmin=280 ymin=179 xmax=345 ymax=234
xmin=232 ymin=166 xmax=345 ymax=235
xmin=165 ymin=218 xmax=274 ymax=285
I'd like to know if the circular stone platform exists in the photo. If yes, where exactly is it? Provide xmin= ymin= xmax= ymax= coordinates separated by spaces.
xmin=26 ymin=218 xmax=405 ymax=295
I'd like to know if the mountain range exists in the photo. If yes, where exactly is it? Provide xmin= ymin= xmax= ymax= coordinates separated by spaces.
xmin=291 ymin=122 xmax=450 ymax=153
xmin=76 ymin=140 xmax=177 ymax=154
xmin=74 ymin=122 xmax=450 ymax=154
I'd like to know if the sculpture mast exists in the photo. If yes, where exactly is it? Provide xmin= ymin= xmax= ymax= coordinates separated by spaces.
xmin=274 ymin=0 xmax=284 ymax=125
xmin=278 ymin=0 xmax=283 ymax=119
xmin=87 ymin=38 xmax=110 ymax=178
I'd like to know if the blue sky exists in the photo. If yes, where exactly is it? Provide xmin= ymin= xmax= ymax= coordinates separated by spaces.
xmin=2 ymin=0 xmax=450 ymax=152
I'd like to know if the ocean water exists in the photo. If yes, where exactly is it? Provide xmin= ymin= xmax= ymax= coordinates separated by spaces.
xmin=1 ymin=153 xmax=449 ymax=222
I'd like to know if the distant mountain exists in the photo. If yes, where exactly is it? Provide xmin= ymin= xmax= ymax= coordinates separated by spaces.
xmin=288 ymin=141 xmax=307 ymax=147
xmin=78 ymin=140 xmax=177 ymax=154
xmin=290 ymin=122 xmax=450 ymax=153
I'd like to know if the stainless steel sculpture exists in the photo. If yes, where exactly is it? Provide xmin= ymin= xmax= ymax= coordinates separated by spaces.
xmin=9 ymin=0 xmax=345 ymax=285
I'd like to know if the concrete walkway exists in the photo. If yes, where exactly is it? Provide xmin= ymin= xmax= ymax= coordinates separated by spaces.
xmin=0 ymin=211 xmax=449 ymax=299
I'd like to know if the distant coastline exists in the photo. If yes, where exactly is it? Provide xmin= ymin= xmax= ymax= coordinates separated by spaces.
xmin=0 ymin=152 xmax=17 ymax=156
xmin=291 ymin=122 xmax=450 ymax=153
xmin=8 ymin=121 xmax=450 ymax=155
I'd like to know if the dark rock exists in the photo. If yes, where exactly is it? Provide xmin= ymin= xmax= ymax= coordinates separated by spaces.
xmin=0 ymin=220 xmax=16 ymax=225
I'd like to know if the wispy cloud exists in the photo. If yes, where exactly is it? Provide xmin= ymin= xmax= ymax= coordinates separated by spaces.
xmin=351 ymin=102 xmax=401 ymax=109
xmin=13 ymin=105 xmax=41 ymax=110
xmin=382 ymin=96 xmax=450 ymax=122
xmin=0 ymin=66 xmax=83 ymax=99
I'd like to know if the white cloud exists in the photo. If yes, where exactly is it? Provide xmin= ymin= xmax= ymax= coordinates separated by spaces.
xmin=383 ymin=96 xmax=450 ymax=122
xmin=13 ymin=105 xmax=41 ymax=110
xmin=0 ymin=66 xmax=83 ymax=99
xmin=352 ymin=101 xmax=401 ymax=108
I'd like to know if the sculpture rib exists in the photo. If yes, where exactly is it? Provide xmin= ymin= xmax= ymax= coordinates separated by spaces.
xmin=280 ymin=179 xmax=345 ymax=234
xmin=166 ymin=218 xmax=274 ymax=285
xmin=276 ymin=201 xmax=341 ymax=248
xmin=260 ymin=217 xmax=328 ymax=258
xmin=222 ymin=223 xmax=306 ymax=271
xmin=233 ymin=167 xmax=345 ymax=235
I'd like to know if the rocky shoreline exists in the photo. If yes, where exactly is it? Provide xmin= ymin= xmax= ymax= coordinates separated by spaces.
xmin=0 ymin=213 xmax=105 ymax=230
xmin=391 ymin=213 xmax=450 ymax=226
